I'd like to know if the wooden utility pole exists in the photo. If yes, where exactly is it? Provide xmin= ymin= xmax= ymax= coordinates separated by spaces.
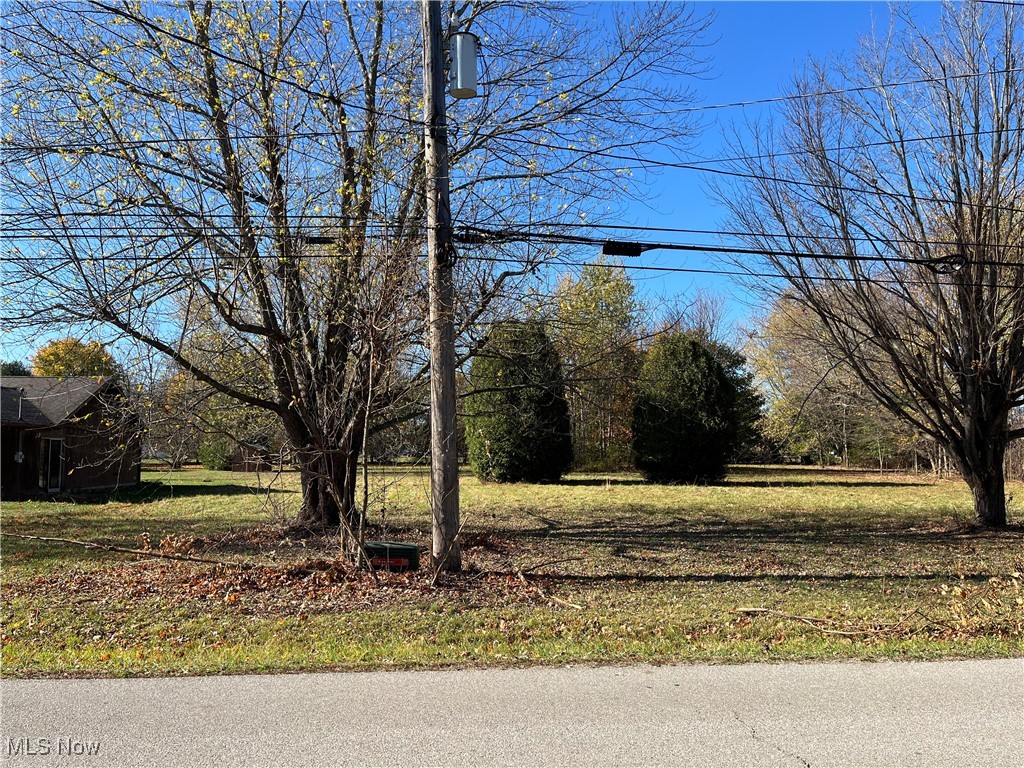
xmin=422 ymin=0 xmax=461 ymax=572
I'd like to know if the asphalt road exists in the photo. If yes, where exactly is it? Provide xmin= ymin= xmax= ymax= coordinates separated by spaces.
xmin=1 ymin=659 xmax=1021 ymax=767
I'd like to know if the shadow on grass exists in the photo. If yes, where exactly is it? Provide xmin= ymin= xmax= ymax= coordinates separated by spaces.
xmin=724 ymin=480 xmax=931 ymax=488
xmin=537 ymin=570 xmax=1001 ymax=586
xmin=3 ymin=480 xmax=299 ymax=569
xmin=560 ymin=466 xmax=934 ymax=488
xmin=559 ymin=477 xmax=929 ymax=489
xmin=730 ymin=465 xmax=913 ymax=475
xmin=725 ymin=465 xmax=933 ymax=488
xmin=557 ymin=477 xmax=649 ymax=487
xmin=26 ymin=480 xmax=292 ymax=507
xmin=503 ymin=516 xmax=1024 ymax=554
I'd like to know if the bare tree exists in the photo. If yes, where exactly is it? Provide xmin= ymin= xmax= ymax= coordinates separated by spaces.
xmin=2 ymin=0 xmax=710 ymax=554
xmin=718 ymin=2 xmax=1024 ymax=526
xmin=748 ymin=296 xmax=927 ymax=469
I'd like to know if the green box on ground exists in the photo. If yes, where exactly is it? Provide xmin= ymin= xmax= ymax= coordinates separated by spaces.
xmin=362 ymin=541 xmax=420 ymax=572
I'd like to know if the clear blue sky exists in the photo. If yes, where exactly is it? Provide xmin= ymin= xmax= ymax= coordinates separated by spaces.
xmin=612 ymin=0 xmax=942 ymax=334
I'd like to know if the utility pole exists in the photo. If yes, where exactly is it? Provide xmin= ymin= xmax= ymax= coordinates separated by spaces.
xmin=422 ymin=0 xmax=461 ymax=572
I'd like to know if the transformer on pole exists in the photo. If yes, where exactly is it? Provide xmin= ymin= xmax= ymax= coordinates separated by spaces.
xmin=448 ymin=31 xmax=479 ymax=99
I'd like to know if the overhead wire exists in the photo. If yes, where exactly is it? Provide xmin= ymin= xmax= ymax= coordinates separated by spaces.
xmin=18 ymin=0 xmax=1024 ymax=118
xmin=459 ymin=253 xmax=1022 ymax=289
xmin=5 ymin=227 xmax=1022 ymax=289
xmin=2 ymin=248 xmax=1015 ymax=290
xmin=4 ymin=121 xmax=1019 ymax=175
xmin=585 ymin=66 xmax=1024 ymax=120
xmin=495 ymin=133 xmax=1024 ymax=216
xmin=4 ymin=10 xmax=1024 ymax=284
xmin=970 ymin=1 xmax=1024 ymax=7
xmin=11 ymin=123 xmax=1022 ymax=223
xmin=4 ymin=217 xmax=1021 ymax=256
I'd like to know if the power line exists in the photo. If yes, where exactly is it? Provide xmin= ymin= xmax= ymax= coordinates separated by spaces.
xmin=0 ymin=222 xmax=411 ymax=235
xmin=5 ymin=220 xmax=1022 ymax=261
xmin=456 ymin=228 xmax=1019 ymax=270
xmin=3 ymin=248 xmax=1016 ymax=290
xmin=462 ymin=253 xmax=1024 ymax=290
xmin=3 ymin=23 xmax=1021 ymax=159
xmin=495 ymin=221 xmax=997 ymax=250
xmin=498 ymin=134 xmax=1024 ymax=216
xmin=608 ymin=66 xmax=1024 ymax=120
xmin=7 ymin=123 xmax=1016 ymax=182
xmin=681 ymin=127 xmax=1020 ymax=168
xmin=4 ymin=196 xmax=1021 ymax=250
xmin=5 ymin=230 xmax=1022 ymax=287
xmin=4 ymin=118 xmax=1015 ymax=162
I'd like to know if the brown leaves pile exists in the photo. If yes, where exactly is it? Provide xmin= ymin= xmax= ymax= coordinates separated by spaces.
xmin=8 ymin=558 xmax=552 ymax=618
xmin=939 ymin=570 xmax=1024 ymax=639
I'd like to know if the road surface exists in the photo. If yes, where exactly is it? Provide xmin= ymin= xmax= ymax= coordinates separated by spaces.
xmin=2 ymin=659 xmax=1021 ymax=767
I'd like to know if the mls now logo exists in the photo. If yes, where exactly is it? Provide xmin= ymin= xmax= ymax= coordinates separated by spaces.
xmin=5 ymin=737 xmax=101 ymax=757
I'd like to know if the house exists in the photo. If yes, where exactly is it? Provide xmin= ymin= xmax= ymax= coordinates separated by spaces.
xmin=0 ymin=376 xmax=141 ymax=496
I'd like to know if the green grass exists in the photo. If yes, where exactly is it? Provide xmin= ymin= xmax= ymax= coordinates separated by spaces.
xmin=2 ymin=465 xmax=1022 ymax=677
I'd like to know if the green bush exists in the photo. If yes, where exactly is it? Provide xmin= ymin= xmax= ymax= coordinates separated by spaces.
xmin=465 ymin=320 xmax=573 ymax=482
xmin=632 ymin=332 xmax=739 ymax=484
xmin=198 ymin=436 xmax=234 ymax=471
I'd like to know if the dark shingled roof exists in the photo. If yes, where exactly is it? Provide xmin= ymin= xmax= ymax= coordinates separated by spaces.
xmin=0 ymin=376 xmax=107 ymax=427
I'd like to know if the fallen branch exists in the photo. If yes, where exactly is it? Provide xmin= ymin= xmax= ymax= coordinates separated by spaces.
xmin=734 ymin=607 xmax=917 ymax=637
xmin=1 ymin=532 xmax=265 ymax=569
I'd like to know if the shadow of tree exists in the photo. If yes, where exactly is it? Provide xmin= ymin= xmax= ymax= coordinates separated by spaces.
xmin=500 ymin=515 xmax=1024 ymax=581
xmin=40 ymin=480 xmax=293 ymax=506
xmin=507 ymin=516 xmax=1021 ymax=549
xmin=556 ymin=478 xmax=649 ymax=487
xmin=557 ymin=465 xmax=934 ymax=488
xmin=724 ymin=480 xmax=931 ymax=488
xmin=536 ymin=570 xmax=1001 ymax=586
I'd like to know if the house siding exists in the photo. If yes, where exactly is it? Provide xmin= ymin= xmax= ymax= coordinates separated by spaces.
xmin=0 ymin=383 xmax=141 ymax=496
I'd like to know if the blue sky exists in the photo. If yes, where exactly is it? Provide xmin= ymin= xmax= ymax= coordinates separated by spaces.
xmin=2 ymin=1 xmax=947 ymax=363
xmin=611 ymin=0 xmax=942 ymax=333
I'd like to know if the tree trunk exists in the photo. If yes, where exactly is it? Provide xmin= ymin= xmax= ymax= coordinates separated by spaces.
xmin=968 ymin=469 xmax=1007 ymax=528
xmin=957 ymin=432 xmax=1009 ymax=528
xmin=294 ymin=450 xmax=361 ymax=535
xmin=296 ymin=466 xmax=341 ymax=528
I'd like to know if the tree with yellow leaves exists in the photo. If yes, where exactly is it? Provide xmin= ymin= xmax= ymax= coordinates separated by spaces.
xmin=31 ymin=338 xmax=118 ymax=378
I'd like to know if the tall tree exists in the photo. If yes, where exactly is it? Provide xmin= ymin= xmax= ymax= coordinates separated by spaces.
xmin=0 ymin=361 xmax=31 ymax=377
xmin=1 ymin=1 xmax=711 ymax=552
xmin=657 ymin=292 xmax=764 ymax=462
xmin=552 ymin=261 xmax=641 ymax=470
xmin=464 ymin=320 xmax=572 ymax=483
xmin=703 ymin=338 xmax=764 ymax=463
xmin=632 ymin=332 xmax=739 ymax=484
xmin=719 ymin=2 xmax=1024 ymax=526
xmin=31 ymin=338 xmax=118 ymax=378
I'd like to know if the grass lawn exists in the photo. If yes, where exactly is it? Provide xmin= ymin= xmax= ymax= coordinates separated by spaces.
xmin=2 ymin=465 xmax=1022 ymax=677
